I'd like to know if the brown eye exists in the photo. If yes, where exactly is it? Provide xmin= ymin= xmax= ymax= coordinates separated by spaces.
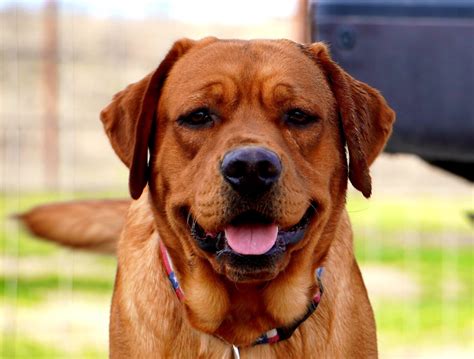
xmin=178 ymin=108 xmax=217 ymax=129
xmin=284 ymin=109 xmax=318 ymax=127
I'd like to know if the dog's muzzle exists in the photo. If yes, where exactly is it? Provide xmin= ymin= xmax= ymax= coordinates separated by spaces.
xmin=183 ymin=145 xmax=316 ymax=279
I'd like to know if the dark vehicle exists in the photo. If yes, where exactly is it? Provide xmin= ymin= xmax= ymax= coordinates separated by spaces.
xmin=311 ymin=0 xmax=474 ymax=181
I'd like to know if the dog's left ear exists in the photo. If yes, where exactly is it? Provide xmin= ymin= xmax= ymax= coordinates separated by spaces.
xmin=307 ymin=43 xmax=395 ymax=198
xmin=100 ymin=38 xmax=217 ymax=200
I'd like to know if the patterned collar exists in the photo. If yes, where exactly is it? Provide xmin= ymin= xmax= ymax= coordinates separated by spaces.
xmin=159 ymin=241 xmax=324 ymax=354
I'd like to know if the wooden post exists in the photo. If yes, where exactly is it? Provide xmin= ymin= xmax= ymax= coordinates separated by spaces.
xmin=42 ymin=0 xmax=59 ymax=189
xmin=293 ymin=0 xmax=310 ymax=44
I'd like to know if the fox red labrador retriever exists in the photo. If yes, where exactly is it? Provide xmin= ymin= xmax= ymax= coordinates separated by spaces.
xmin=21 ymin=38 xmax=395 ymax=358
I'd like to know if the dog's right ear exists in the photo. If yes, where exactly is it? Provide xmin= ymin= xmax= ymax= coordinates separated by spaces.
xmin=100 ymin=38 xmax=216 ymax=199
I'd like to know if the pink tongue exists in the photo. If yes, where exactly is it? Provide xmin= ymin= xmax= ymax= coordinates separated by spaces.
xmin=225 ymin=224 xmax=278 ymax=255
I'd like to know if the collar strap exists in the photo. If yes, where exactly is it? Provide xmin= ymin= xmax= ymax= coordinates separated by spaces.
xmin=159 ymin=240 xmax=185 ymax=301
xmin=159 ymin=241 xmax=324 ymax=347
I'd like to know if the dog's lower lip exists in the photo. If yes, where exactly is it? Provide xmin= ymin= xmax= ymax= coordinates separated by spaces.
xmin=188 ymin=204 xmax=316 ymax=255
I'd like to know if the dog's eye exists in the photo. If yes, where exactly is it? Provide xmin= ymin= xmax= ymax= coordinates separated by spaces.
xmin=284 ymin=109 xmax=318 ymax=127
xmin=178 ymin=109 xmax=215 ymax=128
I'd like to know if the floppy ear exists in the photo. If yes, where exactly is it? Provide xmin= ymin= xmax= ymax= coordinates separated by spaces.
xmin=307 ymin=43 xmax=395 ymax=198
xmin=100 ymin=38 xmax=197 ymax=199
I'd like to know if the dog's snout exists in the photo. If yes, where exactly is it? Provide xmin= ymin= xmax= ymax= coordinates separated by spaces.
xmin=221 ymin=146 xmax=282 ymax=196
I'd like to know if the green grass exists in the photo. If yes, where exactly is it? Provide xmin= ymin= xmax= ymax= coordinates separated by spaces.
xmin=0 ymin=274 xmax=114 ymax=305
xmin=347 ymin=194 xmax=472 ymax=234
xmin=348 ymin=193 xmax=474 ymax=351
xmin=0 ymin=336 xmax=106 ymax=359
xmin=357 ymin=244 xmax=473 ymax=349
xmin=1 ymin=336 xmax=64 ymax=358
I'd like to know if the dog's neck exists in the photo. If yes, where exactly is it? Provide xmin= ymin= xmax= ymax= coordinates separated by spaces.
xmin=159 ymin=240 xmax=324 ymax=348
xmin=158 ymin=235 xmax=325 ymax=346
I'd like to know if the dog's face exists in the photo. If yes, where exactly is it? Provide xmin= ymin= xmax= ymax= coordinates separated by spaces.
xmin=101 ymin=38 xmax=394 ymax=285
xmin=153 ymin=40 xmax=345 ymax=283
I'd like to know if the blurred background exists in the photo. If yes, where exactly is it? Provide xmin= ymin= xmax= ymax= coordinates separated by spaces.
xmin=0 ymin=0 xmax=472 ymax=358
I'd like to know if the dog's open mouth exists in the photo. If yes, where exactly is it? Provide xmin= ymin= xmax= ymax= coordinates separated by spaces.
xmin=187 ymin=204 xmax=316 ymax=257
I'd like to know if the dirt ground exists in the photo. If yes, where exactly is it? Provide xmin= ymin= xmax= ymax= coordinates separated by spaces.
xmin=370 ymin=154 xmax=472 ymax=197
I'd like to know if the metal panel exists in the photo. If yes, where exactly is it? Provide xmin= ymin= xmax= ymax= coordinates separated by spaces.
xmin=312 ymin=0 xmax=474 ymax=163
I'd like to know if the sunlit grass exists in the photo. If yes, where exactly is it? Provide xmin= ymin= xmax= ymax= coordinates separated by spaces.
xmin=349 ymin=193 xmax=473 ymax=351
xmin=357 ymin=244 xmax=473 ymax=349
xmin=347 ymin=194 xmax=472 ymax=234
xmin=0 ymin=274 xmax=114 ymax=305
xmin=0 ymin=336 xmax=106 ymax=359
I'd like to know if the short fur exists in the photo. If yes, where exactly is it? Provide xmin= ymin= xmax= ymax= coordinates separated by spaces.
xmin=21 ymin=38 xmax=395 ymax=358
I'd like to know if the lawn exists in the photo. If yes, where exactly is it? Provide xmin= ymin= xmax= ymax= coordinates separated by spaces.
xmin=349 ymin=194 xmax=473 ymax=356
xmin=1 ymin=191 xmax=472 ymax=358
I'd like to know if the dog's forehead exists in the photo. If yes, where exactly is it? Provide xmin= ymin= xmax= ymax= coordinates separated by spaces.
xmin=164 ymin=40 xmax=328 ymax=95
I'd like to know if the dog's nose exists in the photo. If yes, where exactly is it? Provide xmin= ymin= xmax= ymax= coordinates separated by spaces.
xmin=221 ymin=146 xmax=282 ymax=196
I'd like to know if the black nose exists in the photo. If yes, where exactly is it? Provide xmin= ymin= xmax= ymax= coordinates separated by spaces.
xmin=221 ymin=146 xmax=282 ymax=196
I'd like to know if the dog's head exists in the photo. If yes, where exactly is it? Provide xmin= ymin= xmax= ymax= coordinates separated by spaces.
xmin=101 ymin=38 xmax=394 ymax=285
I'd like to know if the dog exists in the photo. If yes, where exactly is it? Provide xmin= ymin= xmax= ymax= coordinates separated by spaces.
xmin=20 ymin=37 xmax=395 ymax=358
